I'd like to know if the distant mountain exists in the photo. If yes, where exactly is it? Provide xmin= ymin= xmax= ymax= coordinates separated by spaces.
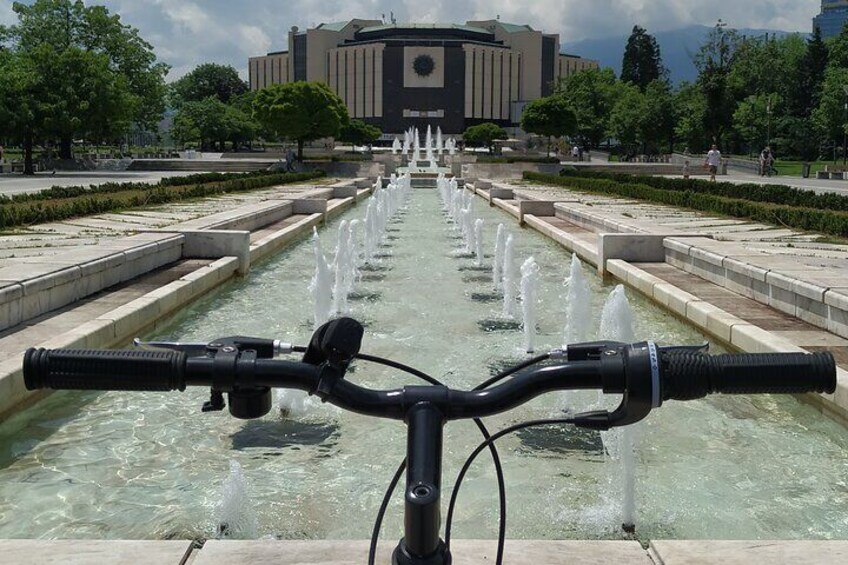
xmin=562 ymin=25 xmax=805 ymax=85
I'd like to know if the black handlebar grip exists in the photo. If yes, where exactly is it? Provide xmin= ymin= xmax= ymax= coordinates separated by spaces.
xmin=661 ymin=351 xmax=836 ymax=401
xmin=23 ymin=348 xmax=187 ymax=392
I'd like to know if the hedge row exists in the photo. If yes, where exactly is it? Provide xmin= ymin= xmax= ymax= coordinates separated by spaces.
xmin=558 ymin=168 xmax=848 ymax=213
xmin=524 ymin=171 xmax=848 ymax=238
xmin=0 ymin=169 xmax=285 ymax=204
xmin=478 ymin=155 xmax=560 ymax=164
xmin=0 ymin=171 xmax=325 ymax=229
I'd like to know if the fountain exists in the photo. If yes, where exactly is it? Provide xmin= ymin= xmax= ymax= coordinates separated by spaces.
xmin=598 ymin=285 xmax=638 ymax=534
xmin=563 ymin=254 xmax=592 ymax=345
xmin=474 ymin=219 xmax=484 ymax=267
xmin=215 ymin=460 xmax=259 ymax=539
xmin=502 ymin=233 xmax=516 ymax=318
xmin=309 ymin=228 xmax=333 ymax=329
xmin=392 ymin=137 xmax=401 ymax=155
xmin=3 ymin=170 xmax=848 ymax=545
xmin=331 ymin=220 xmax=355 ymax=316
xmin=520 ymin=257 xmax=540 ymax=353
xmin=493 ymin=224 xmax=506 ymax=291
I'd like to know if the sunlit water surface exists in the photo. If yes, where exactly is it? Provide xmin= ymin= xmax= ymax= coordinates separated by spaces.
xmin=1 ymin=190 xmax=847 ymax=542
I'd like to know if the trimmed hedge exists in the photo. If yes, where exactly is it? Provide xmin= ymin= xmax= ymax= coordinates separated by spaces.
xmin=0 ymin=170 xmax=285 ymax=204
xmin=558 ymin=169 xmax=848 ymax=213
xmin=0 ymin=171 xmax=325 ymax=229
xmin=478 ymin=155 xmax=560 ymax=164
xmin=524 ymin=171 xmax=848 ymax=238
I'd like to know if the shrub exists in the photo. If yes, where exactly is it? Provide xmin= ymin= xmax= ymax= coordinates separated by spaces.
xmin=525 ymin=172 xmax=848 ymax=238
xmin=0 ymin=171 xmax=325 ymax=229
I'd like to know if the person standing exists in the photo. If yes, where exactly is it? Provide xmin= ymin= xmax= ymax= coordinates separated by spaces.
xmin=759 ymin=146 xmax=774 ymax=176
xmin=704 ymin=144 xmax=721 ymax=182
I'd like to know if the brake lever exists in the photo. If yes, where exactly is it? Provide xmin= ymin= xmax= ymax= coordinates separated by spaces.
xmin=133 ymin=337 xmax=297 ymax=357
xmin=133 ymin=338 xmax=208 ymax=357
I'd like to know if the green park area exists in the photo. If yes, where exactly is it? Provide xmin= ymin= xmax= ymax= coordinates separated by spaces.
xmin=3 ymin=3 xmax=848 ymax=180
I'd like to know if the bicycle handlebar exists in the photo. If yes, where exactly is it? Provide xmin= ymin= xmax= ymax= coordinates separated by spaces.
xmin=23 ymin=341 xmax=836 ymax=428
xmin=18 ymin=322 xmax=839 ymax=565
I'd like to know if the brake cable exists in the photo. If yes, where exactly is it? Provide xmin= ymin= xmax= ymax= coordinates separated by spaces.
xmin=444 ymin=417 xmax=577 ymax=551
xmin=349 ymin=351 xmax=509 ymax=565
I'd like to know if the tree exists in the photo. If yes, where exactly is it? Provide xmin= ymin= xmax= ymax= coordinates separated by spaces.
xmin=0 ymin=50 xmax=40 ymax=174
xmin=171 ymin=97 xmax=257 ymax=151
xmin=608 ymin=83 xmax=646 ymax=153
xmin=827 ymin=20 xmax=848 ymax=69
xmin=462 ymin=123 xmax=507 ymax=153
xmin=694 ymin=20 xmax=741 ymax=148
xmin=787 ymin=27 xmax=828 ymax=118
xmin=252 ymin=81 xmax=349 ymax=161
xmin=811 ymin=66 xmax=848 ymax=152
xmin=673 ymin=81 xmax=708 ymax=153
xmin=620 ymin=25 xmax=667 ymax=90
xmin=733 ymin=93 xmax=779 ymax=154
xmin=170 ymin=63 xmax=248 ymax=107
xmin=556 ymin=68 xmax=619 ymax=147
xmin=520 ymin=95 xmax=576 ymax=154
xmin=0 ymin=0 xmax=168 ymax=161
xmin=642 ymin=80 xmax=676 ymax=152
xmin=338 ymin=119 xmax=382 ymax=148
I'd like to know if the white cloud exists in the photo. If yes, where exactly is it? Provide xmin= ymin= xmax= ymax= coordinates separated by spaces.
xmin=0 ymin=0 xmax=826 ymax=79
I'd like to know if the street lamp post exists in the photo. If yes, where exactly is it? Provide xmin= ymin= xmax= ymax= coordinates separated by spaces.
xmin=843 ymin=85 xmax=848 ymax=166
xmin=766 ymin=95 xmax=772 ymax=150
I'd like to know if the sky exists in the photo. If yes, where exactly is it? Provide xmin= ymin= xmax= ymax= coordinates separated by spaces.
xmin=0 ymin=0 xmax=824 ymax=81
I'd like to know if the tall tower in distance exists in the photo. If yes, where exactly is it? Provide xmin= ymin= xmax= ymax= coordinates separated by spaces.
xmin=814 ymin=0 xmax=848 ymax=39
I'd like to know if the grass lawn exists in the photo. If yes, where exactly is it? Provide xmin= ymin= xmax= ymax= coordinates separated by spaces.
xmin=772 ymin=160 xmax=836 ymax=176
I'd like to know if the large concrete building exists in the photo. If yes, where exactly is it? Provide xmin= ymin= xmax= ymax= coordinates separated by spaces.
xmin=814 ymin=0 xmax=848 ymax=39
xmin=248 ymin=19 xmax=597 ymax=134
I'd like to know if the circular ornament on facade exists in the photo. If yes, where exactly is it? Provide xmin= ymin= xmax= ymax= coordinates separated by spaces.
xmin=413 ymin=54 xmax=435 ymax=77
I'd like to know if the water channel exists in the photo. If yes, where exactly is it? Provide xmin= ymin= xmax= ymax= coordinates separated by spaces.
xmin=1 ymin=188 xmax=847 ymax=542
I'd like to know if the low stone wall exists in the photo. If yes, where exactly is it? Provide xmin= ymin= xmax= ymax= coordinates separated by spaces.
xmin=0 ymin=233 xmax=184 ymax=333
xmin=461 ymin=162 xmax=561 ymax=179
xmin=301 ymin=160 xmax=383 ymax=178
xmin=664 ymin=236 xmax=848 ymax=340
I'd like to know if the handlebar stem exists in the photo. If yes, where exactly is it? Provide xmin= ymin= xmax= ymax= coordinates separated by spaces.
xmin=394 ymin=403 xmax=449 ymax=564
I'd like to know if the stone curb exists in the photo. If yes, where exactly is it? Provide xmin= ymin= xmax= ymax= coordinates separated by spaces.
xmin=0 ymin=182 xmax=374 ymax=422
xmin=468 ymin=186 xmax=848 ymax=423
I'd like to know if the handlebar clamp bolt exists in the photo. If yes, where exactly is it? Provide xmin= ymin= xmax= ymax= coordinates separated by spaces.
xmin=412 ymin=485 xmax=431 ymax=498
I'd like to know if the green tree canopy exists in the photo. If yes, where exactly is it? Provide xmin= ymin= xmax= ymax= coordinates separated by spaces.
xmin=252 ymin=81 xmax=349 ymax=160
xmin=0 ymin=49 xmax=40 ymax=173
xmin=171 ymin=97 xmax=257 ymax=151
xmin=462 ymin=123 xmax=507 ymax=153
xmin=338 ymin=119 xmax=382 ymax=148
xmin=732 ymin=93 xmax=780 ymax=153
xmin=642 ymin=79 xmax=676 ymax=152
xmin=608 ymin=83 xmax=646 ymax=151
xmin=694 ymin=20 xmax=741 ymax=147
xmin=620 ymin=25 xmax=666 ymax=90
xmin=170 ymin=63 xmax=248 ymax=107
xmin=673 ymin=81 xmax=708 ymax=153
xmin=521 ymin=95 xmax=577 ymax=139
xmin=555 ymin=67 xmax=618 ymax=147
xmin=0 ymin=0 xmax=168 ymax=166
xmin=811 ymin=66 xmax=848 ymax=146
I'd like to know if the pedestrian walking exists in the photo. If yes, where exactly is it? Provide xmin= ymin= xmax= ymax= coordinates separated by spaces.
xmin=704 ymin=144 xmax=721 ymax=182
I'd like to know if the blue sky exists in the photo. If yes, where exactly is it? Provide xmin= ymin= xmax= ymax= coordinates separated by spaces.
xmin=0 ymin=0 xmax=823 ymax=80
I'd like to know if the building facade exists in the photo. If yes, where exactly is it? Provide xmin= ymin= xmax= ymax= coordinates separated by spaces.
xmin=814 ymin=0 xmax=848 ymax=39
xmin=248 ymin=19 xmax=598 ymax=134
